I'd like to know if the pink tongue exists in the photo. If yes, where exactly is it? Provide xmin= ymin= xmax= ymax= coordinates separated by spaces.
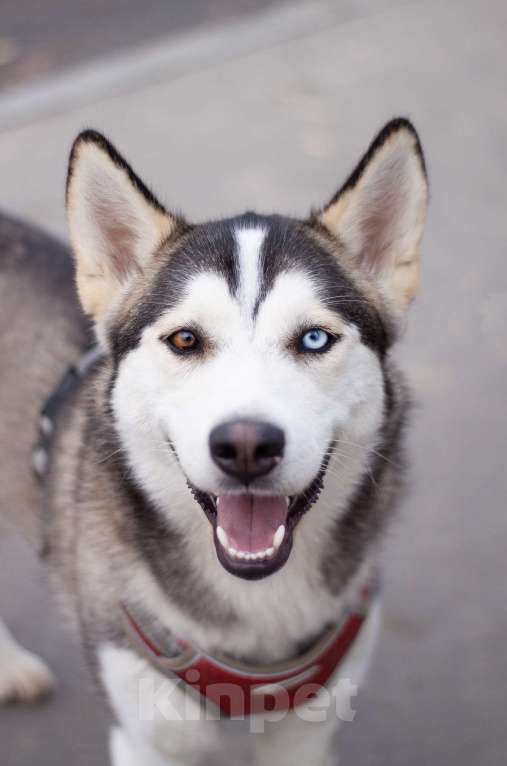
xmin=216 ymin=495 xmax=288 ymax=553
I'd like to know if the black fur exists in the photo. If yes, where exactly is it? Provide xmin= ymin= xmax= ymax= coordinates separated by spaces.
xmin=257 ymin=214 xmax=389 ymax=356
xmin=109 ymin=211 xmax=388 ymax=361
xmin=68 ymin=127 xmax=413 ymax=363
xmin=109 ymin=219 xmax=239 ymax=361
xmin=324 ymin=117 xmax=427 ymax=209
xmin=67 ymin=129 xmax=169 ymax=216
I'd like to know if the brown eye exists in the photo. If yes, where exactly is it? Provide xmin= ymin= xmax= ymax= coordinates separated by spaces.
xmin=164 ymin=329 xmax=199 ymax=354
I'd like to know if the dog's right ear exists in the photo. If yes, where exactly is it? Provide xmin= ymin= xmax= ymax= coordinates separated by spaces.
xmin=66 ymin=130 xmax=179 ymax=321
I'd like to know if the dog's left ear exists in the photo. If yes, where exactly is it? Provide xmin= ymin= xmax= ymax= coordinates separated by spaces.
xmin=66 ymin=130 xmax=179 ymax=321
xmin=317 ymin=118 xmax=428 ymax=314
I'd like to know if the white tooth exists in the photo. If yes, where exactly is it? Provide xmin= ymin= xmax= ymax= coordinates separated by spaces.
xmin=237 ymin=551 xmax=247 ymax=560
xmin=273 ymin=525 xmax=285 ymax=550
xmin=255 ymin=552 xmax=264 ymax=560
xmin=216 ymin=497 xmax=221 ymax=508
xmin=216 ymin=526 xmax=228 ymax=548
xmin=285 ymin=497 xmax=290 ymax=506
xmin=265 ymin=547 xmax=275 ymax=558
xmin=228 ymin=547 xmax=237 ymax=557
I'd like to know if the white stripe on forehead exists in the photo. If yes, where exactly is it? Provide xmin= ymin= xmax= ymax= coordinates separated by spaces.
xmin=234 ymin=227 xmax=266 ymax=318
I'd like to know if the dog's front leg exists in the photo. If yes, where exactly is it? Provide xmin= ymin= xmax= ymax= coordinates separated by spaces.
xmin=252 ymin=600 xmax=382 ymax=766
xmin=250 ymin=706 xmax=341 ymax=766
xmin=110 ymin=727 xmax=140 ymax=766
xmin=100 ymin=644 xmax=222 ymax=766
xmin=0 ymin=618 xmax=55 ymax=703
xmin=109 ymin=726 xmax=171 ymax=766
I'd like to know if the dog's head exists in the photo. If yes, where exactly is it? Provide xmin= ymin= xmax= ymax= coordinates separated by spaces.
xmin=66 ymin=119 xmax=427 ymax=580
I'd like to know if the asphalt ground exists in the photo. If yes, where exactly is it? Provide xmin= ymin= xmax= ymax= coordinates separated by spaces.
xmin=0 ymin=0 xmax=278 ymax=91
xmin=0 ymin=1 xmax=506 ymax=764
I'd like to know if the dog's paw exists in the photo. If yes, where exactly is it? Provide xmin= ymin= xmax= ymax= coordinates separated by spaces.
xmin=0 ymin=646 xmax=55 ymax=704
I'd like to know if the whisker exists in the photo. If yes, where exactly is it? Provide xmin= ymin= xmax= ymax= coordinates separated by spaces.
xmin=328 ymin=437 xmax=397 ymax=467
xmin=95 ymin=446 xmax=125 ymax=465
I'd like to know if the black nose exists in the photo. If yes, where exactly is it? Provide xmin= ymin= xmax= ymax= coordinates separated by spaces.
xmin=209 ymin=419 xmax=285 ymax=483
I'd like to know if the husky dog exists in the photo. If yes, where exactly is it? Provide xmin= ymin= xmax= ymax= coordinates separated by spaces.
xmin=0 ymin=118 xmax=427 ymax=765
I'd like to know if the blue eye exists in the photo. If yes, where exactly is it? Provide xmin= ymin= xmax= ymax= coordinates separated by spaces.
xmin=300 ymin=328 xmax=334 ymax=353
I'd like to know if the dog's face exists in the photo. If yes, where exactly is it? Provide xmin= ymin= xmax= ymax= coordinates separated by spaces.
xmin=66 ymin=120 xmax=427 ymax=580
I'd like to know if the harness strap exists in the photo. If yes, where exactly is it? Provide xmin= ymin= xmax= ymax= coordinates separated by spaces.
xmin=33 ymin=347 xmax=380 ymax=718
xmin=32 ymin=345 xmax=103 ymax=481
xmin=122 ymin=578 xmax=379 ymax=717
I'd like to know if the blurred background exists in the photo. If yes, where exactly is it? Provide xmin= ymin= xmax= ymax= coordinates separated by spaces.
xmin=0 ymin=1 xmax=506 ymax=764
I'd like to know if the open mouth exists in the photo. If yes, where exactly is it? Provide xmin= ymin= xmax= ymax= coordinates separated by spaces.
xmin=189 ymin=467 xmax=328 ymax=580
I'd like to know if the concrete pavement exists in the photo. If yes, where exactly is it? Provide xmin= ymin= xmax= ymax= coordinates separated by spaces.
xmin=0 ymin=0 xmax=279 ymax=91
xmin=0 ymin=1 xmax=506 ymax=763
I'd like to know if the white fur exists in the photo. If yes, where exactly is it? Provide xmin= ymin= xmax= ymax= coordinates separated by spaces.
xmin=110 ymin=727 xmax=144 ymax=766
xmin=235 ymin=226 xmax=266 ymax=319
xmin=64 ymin=130 xmax=420 ymax=766
xmin=110 ymin=264 xmax=384 ymax=661
xmin=101 ymin=600 xmax=381 ymax=766
xmin=112 ymin=268 xmax=384 ymax=503
xmin=0 ymin=619 xmax=55 ymax=704
xmin=7 ymin=124 xmax=424 ymax=764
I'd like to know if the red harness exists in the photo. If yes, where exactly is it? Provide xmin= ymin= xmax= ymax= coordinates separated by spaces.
xmin=122 ymin=582 xmax=377 ymax=717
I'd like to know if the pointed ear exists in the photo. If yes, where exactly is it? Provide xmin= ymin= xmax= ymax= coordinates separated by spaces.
xmin=318 ymin=118 xmax=428 ymax=314
xmin=66 ymin=130 xmax=179 ymax=320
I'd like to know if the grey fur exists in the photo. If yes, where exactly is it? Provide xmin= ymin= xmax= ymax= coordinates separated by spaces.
xmin=0 ymin=206 xmax=409 ymax=657
xmin=322 ymin=364 xmax=410 ymax=593
xmin=0 ymin=213 xmax=89 ymax=545
xmin=0 ymin=121 xmax=424 ymax=728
